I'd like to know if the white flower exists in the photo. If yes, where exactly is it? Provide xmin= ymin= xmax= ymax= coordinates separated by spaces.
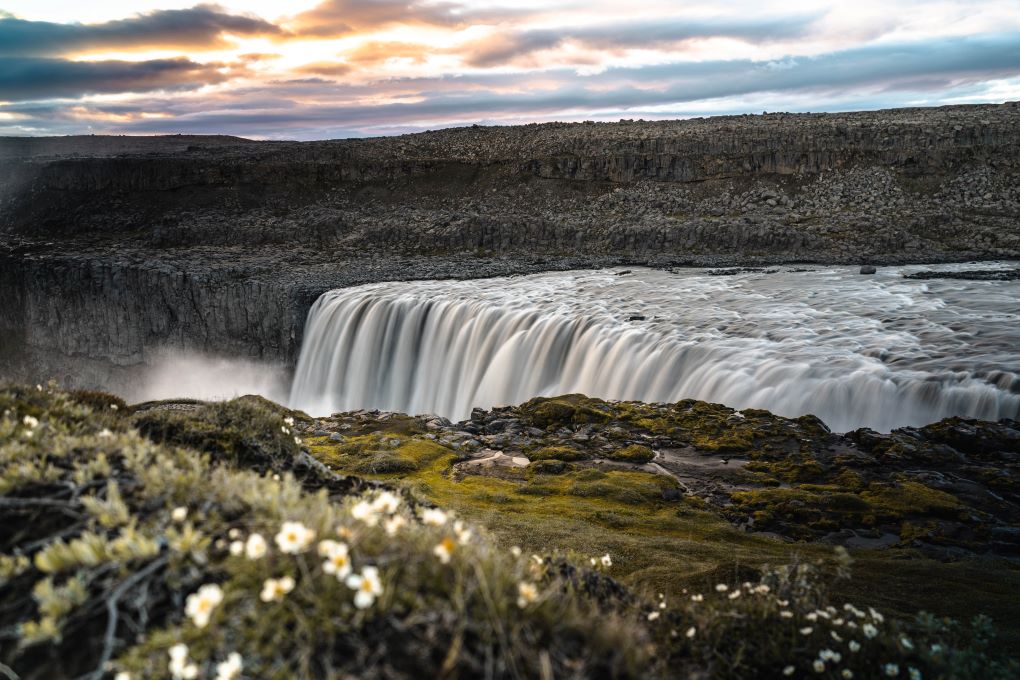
xmin=728 ymin=590 xmax=741 ymax=600
xmin=806 ymin=612 xmax=819 ymax=622
xmin=168 ymin=643 xmax=197 ymax=680
xmin=517 ymin=582 xmax=538 ymax=608
xmin=434 ymin=536 xmax=457 ymax=564
xmin=185 ymin=583 xmax=224 ymax=628
xmin=930 ymin=644 xmax=943 ymax=654
xmin=275 ymin=521 xmax=315 ymax=554
xmin=869 ymin=607 xmax=885 ymax=623
xmin=715 ymin=583 xmax=728 ymax=592
xmin=907 ymin=668 xmax=921 ymax=680
xmin=800 ymin=627 xmax=814 ymax=635
xmin=862 ymin=623 xmax=878 ymax=639
xmin=281 ymin=426 xmax=291 ymax=435
xmin=831 ymin=631 xmax=843 ymax=642
xmin=284 ymin=416 xmax=295 ymax=426
xmin=600 ymin=553 xmax=612 ymax=568
xmin=780 ymin=610 xmax=794 ymax=619
xmin=260 ymin=576 xmax=295 ymax=602
xmin=229 ymin=540 xmax=244 ymax=556
xmin=115 ymin=672 xmax=132 ymax=680
xmin=228 ymin=528 xmax=241 ymax=539
xmin=22 ymin=415 xmax=38 ymax=428
xmin=321 ymin=542 xmax=352 ymax=579
xmin=690 ymin=594 xmax=703 ymax=602
xmin=647 ymin=611 xmax=660 ymax=621
xmin=848 ymin=640 xmax=861 ymax=652
xmin=813 ymin=659 xmax=826 ymax=673
xmin=884 ymin=664 xmax=900 ymax=677
xmin=453 ymin=520 xmax=473 ymax=545
xmin=294 ymin=436 xmax=303 ymax=445
xmin=98 ymin=428 xmax=113 ymax=438
xmin=421 ymin=508 xmax=449 ymax=526
xmin=900 ymin=636 xmax=914 ymax=651
xmin=110 ymin=404 xmax=118 ymax=411
xmin=351 ymin=500 xmax=379 ymax=526
xmin=384 ymin=515 xmax=407 ymax=536
xmin=843 ymin=671 xmax=855 ymax=679
xmin=783 ymin=666 xmax=795 ymax=677
xmin=245 ymin=533 xmax=267 ymax=559
xmin=510 ymin=546 xmax=522 ymax=557
xmin=372 ymin=491 xmax=401 ymax=514
xmin=820 ymin=650 xmax=841 ymax=663
xmin=346 ymin=566 xmax=383 ymax=609
xmin=685 ymin=626 xmax=696 ymax=639
xmin=171 ymin=506 xmax=188 ymax=522
xmin=318 ymin=539 xmax=341 ymax=557
xmin=215 ymin=652 xmax=243 ymax=680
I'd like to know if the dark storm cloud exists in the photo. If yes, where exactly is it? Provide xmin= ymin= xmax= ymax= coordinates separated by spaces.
xmin=0 ymin=6 xmax=282 ymax=57
xmin=0 ymin=57 xmax=230 ymax=100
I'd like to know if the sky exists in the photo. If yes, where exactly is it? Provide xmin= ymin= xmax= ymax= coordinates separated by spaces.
xmin=1 ymin=1 xmax=1019 ymax=139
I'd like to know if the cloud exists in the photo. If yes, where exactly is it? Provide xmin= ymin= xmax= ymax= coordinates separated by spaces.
xmin=45 ymin=31 xmax=1014 ymax=136
xmin=0 ymin=6 xmax=282 ymax=57
xmin=293 ymin=61 xmax=353 ymax=76
xmin=460 ymin=15 xmax=822 ymax=67
xmin=0 ymin=57 xmax=231 ymax=100
xmin=285 ymin=0 xmax=522 ymax=37
xmin=344 ymin=41 xmax=432 ymax=66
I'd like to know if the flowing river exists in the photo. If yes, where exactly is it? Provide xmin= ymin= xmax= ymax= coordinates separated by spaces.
xmin=289 ymin=263 xmax=1020 ymax=432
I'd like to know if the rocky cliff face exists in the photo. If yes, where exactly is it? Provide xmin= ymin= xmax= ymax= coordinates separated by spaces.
xmin=1 ymin=104 xmax=1019 ymax=391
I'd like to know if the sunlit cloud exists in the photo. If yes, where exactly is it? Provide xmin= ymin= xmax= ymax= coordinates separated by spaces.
xmin=0 ymin=0 xmax=1018 ymax=138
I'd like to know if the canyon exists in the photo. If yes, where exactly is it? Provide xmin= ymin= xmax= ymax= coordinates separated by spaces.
xmin=1 ymin=103 xmax=1019 ymax=397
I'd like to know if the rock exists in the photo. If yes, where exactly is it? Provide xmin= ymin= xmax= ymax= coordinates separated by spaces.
xmin=859 ymin=265 xmax=877 ymax=274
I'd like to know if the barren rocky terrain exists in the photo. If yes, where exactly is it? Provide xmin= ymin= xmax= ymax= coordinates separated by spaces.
xmin=1 ymin=103 xmax=1019 ymax=389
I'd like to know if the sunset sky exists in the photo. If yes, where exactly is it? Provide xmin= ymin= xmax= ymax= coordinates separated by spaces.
xmin=1 ymin=1 xmax=1019 ymax=139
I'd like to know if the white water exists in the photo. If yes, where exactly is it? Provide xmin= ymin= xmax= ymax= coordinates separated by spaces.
xmin=289 ymin=264 xmax=1020 ymax=432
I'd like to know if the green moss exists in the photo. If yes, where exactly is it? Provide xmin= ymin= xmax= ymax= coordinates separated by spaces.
xmin=529 ymin=445 xmax=589 ymax=462
xmin=863 ymin=480 xmax=965 ymax=519
xmin=605 ymin=444 xmax=655 ymax=464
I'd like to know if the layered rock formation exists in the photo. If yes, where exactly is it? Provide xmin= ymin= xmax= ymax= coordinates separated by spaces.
xmin=1 ymin=104 xmax=1019 ymax=389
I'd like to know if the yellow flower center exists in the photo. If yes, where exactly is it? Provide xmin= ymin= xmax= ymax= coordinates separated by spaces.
xmin=360 ymin=579 xmax=373 ymax=593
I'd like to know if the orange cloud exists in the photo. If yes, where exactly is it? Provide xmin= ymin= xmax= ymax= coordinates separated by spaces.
xmin=294 ymin=60 xmax=353 ymax=76
xmin=344 ymin=41 xmax=432 ymax=65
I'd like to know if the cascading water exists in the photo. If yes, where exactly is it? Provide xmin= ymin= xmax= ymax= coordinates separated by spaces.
xmin=289 ymin=264 xmax=1020 ymax=432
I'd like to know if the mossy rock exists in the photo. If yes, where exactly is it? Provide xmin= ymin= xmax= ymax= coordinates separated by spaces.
xmin=605 ymin=444 xmax=654 ymax=464
xmin=529 ymin=446 xmax=589 ymax=462
xmin=529 ymin=460 xmax=575 ymax=475
xmin=133 ymin=396 xmax=301 ymax=473
xmin=520 ymin=395 xmax=612 ymax=429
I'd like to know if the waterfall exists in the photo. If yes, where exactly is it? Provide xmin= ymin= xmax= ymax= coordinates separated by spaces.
xmin=289 ymin=265 xmax=1020 ymax=432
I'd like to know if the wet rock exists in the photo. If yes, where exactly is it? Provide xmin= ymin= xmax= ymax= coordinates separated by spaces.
xmin=859 ymin=265 xmax=877 ymax=274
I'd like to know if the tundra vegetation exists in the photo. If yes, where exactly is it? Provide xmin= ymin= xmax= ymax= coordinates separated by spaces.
xmin=0 ymin=385 xmax=1017 ymax=679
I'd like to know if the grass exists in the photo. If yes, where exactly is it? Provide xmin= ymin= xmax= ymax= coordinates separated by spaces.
xmin=2 ymin=385 xmax=1017 ymax=679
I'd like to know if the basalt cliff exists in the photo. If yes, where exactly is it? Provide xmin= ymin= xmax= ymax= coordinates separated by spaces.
xmin=1 ymin=103 xmax=1019 ymax=390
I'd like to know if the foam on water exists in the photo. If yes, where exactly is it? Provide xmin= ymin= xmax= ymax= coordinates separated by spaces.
xmin=289 ymin=263 xmax=1020 ymax=432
